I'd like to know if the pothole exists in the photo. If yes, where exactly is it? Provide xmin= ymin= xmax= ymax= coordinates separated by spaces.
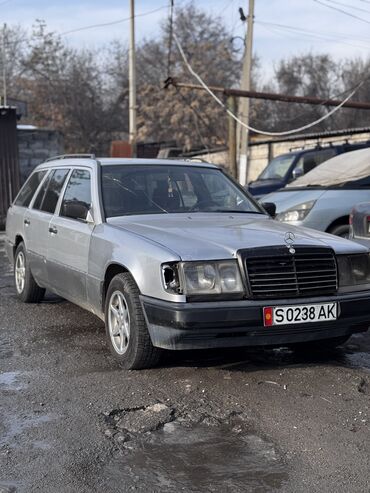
xmin=103 ymin=403 xmax=174 ymax=442
xmin=104 ymin=421 xmax=288 ymax=492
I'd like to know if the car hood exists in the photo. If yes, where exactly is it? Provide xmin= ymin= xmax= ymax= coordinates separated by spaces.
xmin=107 ymin=213 xmax=367 ymax=260
xmin=262 ymin=188 xmax=327 ymax=214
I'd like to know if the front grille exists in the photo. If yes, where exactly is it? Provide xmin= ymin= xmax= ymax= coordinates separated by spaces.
xmin=240 ymin=246 xmax=338 ymax=299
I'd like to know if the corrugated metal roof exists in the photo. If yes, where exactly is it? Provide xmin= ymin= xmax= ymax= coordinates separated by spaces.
xmin=250 ymin=127 xmax=370 ymax=146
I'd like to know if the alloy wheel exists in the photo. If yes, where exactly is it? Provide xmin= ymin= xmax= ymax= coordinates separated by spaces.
xmin=108 ymin=290 xmax=131 ymax=355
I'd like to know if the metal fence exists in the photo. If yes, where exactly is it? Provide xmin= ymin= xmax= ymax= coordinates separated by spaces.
xmin=0 ymin=107 xmax=20 ymax=229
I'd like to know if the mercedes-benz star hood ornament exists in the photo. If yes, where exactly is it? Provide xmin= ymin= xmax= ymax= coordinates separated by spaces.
xmin=284 ymin=232 xmax=296 ymax=254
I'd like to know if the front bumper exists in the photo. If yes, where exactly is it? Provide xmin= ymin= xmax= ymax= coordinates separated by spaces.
xmin=141 ymin=292 xmax=370 ymax=350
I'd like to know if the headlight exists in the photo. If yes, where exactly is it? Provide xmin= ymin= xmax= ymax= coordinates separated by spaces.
xmin=337 ymin=253 xmax=370 ymax=287
xmin=162 ymin=260 xmax=244 ymax=298
xmin=276 ymin=200 xmax=316 ymax=222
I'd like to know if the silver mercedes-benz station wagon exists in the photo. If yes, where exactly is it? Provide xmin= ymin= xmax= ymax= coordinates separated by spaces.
xmin=5 ymin=155 xmax=370 ymax=369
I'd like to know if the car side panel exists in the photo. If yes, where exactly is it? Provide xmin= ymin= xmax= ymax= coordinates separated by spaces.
xmin=46 ymin=216 xmax=94 ymax=305
xmin=23 ymin=209 xmax=52 ymax=285
xmin=87 ymin=224 xmax=183 ymax=319
xmin=5 ymin=204 xmax=26 ymax=264
xmin=302 ymin=189 xmax=370 ymax=231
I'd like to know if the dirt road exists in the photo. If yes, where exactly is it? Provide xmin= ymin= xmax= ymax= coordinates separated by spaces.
xmin=0 ymin=234 xmax=369 ymax=492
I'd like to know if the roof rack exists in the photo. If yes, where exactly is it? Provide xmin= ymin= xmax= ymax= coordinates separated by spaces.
xmin=45 ymin=154 xmax=96 ymax=162
xmin=166 ymin=157 xmax=210 ymax=163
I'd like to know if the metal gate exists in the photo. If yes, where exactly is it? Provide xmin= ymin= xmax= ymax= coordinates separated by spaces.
xmin=0 ymin=107 xmax=19 ymax=229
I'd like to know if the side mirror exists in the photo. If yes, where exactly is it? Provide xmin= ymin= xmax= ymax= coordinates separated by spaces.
xmin=292 ymin=168 xmax=304 ymax=180
xmin=261 ymin=202 xmax=276 ymax=217
xmin=62 ymin=201 xmax=92 ymax=222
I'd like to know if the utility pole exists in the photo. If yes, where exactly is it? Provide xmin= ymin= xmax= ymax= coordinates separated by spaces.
xmin=227 ymin=96 xmax=237 ymax=178
xmin=237 ymin=0 xmax=254 ymax=185
xmin=129 ymin=0 xmax=137 ymax=157
xmin=2 ymin=24 xmax=7 ymax=106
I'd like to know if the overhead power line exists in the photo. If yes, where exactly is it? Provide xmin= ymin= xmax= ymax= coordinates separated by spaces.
xmin=323 ymin=0 xmax=370 ymax=14
xmin=216 ymin=0 xmax=235 ymax=17
xmin=60 ymin=5 xmax=169 ymax=36
xmin=257 ymin=20 xmax=370 ymax=50
xmin=259 ymin=23 xmax=370 ymax=51
xmin=313 ymin=0 xmax=370 ymax=25
xmin=172 ymin=33 xmax=365 ymax=137
xmin=257 ymin=20 xmax=370 ymax=43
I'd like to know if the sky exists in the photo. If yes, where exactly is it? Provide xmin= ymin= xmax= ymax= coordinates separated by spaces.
xmin=2 ymin=0 xmax=370 ymax=79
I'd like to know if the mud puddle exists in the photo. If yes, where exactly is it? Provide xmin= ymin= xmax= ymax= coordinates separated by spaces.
xmin=0 ymin=413 xmax=54 ymax=448
xmin=0 ymin=342 xmax=14 ymax=359
xmin=0 ymin=371 xmax=28 ymax=391
xmin=0 ymin=480 xmax=20 ymax=493
xmin=105 ymin=422 xmax=288 ymax=492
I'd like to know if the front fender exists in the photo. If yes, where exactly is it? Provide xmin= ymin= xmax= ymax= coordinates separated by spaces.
xmin=87 ymin=224 xmax=184 ymax=317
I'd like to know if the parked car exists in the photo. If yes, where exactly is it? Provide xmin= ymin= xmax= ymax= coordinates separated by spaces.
xmin=5 ymin=155 xmax=370 ymax=369
xmin=263 ymin=148 xmax=370 ymax=238
xmin=349 ymin=202 xmax=370 ymax=247
xmin=247 ymin=141 xmax=370 ymax=198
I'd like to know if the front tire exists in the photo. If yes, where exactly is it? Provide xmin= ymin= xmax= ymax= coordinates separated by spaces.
xmin=104 ymin=273 xmax=162 ymax=369
xmin=328 ymin=224 xmax=349 ymax=238
xmin=14 ymin=242 xmax=45 ymax=303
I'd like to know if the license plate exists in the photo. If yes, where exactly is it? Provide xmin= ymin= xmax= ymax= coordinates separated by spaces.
xmin=263 ymin=302 xmax=338 ymax=326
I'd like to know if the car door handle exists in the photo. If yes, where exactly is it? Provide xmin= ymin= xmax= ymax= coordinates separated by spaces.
xmin=49 ymin=226 xmax=58 ymax=235
xmin=24 ymin=219 xmax=30 ymax=226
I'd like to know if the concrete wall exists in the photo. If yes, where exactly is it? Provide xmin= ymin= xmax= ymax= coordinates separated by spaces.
xmin=18 ymin=127 xmax=64 ymax=184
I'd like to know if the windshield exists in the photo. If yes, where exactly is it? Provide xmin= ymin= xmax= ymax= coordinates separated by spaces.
xmin=101 ymin=165 xmax=262 ymax=217
xmin=259 ymin=154 xmax=296 ymax=180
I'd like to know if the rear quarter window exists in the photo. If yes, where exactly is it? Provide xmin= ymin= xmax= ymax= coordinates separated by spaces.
xmin=14 ymin=170 xmax=47 ymax=207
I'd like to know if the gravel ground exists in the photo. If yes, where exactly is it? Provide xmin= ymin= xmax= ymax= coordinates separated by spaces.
xmin=0 ymin=233 xmax=369 ymax=493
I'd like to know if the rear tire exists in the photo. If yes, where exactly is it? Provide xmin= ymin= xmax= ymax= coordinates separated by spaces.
xmin=328 ymin=224 xmax=349 ymax=238
xmin=14 ymin=242 xmax=45 ymax=303
xmin=293 ymin=335 xmax=350 ymax=354
xmin=104 ymin=272 xmax=162 ymax=370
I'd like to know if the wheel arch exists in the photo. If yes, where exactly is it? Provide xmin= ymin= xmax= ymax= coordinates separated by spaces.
xmin=102 ymin=262 xmax=131 ymax=312
xmin=326 ymin=215 xmax=349 ymax=234
xmin=13 ymin=234 xmax=24 ymax=260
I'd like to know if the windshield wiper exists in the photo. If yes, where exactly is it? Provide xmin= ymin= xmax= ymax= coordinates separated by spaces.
xmin=207 ymin=209 xmax=264 ymax=214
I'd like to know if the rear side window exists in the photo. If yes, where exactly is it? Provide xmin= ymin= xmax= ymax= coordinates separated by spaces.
xmin=33 ymin=169 xmax=69 ymax=214
xmin=14 ymin=170 xmax=47 ymax=207
xmin=60 ymin=169 xmax=91 ymax=220
xmin=294 ymin=149 xmax=337 ymax=175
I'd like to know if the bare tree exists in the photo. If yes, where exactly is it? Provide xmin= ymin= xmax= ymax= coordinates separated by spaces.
xmin=133 ymin=2 xmax=241 ymax=148
xmin=3 ymin=6 xmax=370 ymax=154
xmin=251 ymin=53 xmax=370 ymax=134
